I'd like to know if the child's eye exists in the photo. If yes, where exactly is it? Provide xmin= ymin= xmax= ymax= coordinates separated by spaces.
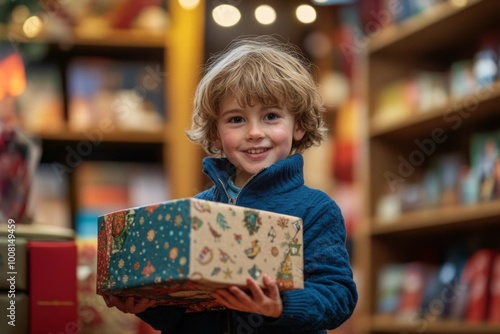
xmin=264 ymin=113 xmax=280 ymax=121
xmin=229 ymin=116 xmax=245 ymax=123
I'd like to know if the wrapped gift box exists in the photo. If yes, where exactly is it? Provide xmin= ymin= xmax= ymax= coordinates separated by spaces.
xmin=97 ymin=198 xmax=303 ymax=311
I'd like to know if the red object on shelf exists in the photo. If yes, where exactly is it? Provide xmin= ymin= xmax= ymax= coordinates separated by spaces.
xmin=462 ymin=249 xmax=495 ymax=323
xmin=28 ymin=241 xmax=78 ymax=334
xmin=489 ymin=252 xmax=500 ymax=324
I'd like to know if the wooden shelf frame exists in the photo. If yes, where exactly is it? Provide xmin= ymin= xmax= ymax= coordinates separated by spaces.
xmin=32 ymin=126 xmax=169 ymax=144
xmin=368 ymin=0 xmax=500 ymax=58
xmin=372 ymin=200 xmax=500 ymax=236
xmin=369 ymin=81 xmax=500 ymax=139
xmin=2 ymin=23 xmax=167 ymax=48
xmin=1 ymin=1 xmax=205 ymax=230
xmin=357 ymin=1 xmax=500 ymax=333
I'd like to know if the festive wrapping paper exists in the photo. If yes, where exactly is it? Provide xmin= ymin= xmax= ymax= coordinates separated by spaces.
xmin=97 ymin=198 xmax=303 ymax=312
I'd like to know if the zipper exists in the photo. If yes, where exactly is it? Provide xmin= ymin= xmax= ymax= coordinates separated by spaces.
xmin=218 ymin=168 xmax=266 ymax=205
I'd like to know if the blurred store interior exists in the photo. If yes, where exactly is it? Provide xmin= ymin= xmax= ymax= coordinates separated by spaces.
xmin=1 ymin=0 xmax=500 ymax=333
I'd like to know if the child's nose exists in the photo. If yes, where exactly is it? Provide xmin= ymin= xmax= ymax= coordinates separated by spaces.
xmin=246 ymin=122 xmax=264 ymax=140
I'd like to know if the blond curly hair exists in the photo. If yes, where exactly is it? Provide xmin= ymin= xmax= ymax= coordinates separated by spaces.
xmin=186 ymin=35 xmax=328 ymax=156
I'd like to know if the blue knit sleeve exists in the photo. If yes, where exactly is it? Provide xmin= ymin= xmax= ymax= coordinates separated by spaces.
xmin=136 ymin=306 xmax=185 ymax=332
xmin=265 ymin=194 xmax=358 ymax=330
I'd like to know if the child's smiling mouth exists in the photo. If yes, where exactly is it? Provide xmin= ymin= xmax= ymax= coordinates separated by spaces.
xmin=245 ymin=148 xmax=269 ymax=154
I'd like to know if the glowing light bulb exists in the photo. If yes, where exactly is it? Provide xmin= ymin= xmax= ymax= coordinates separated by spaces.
xmin=178 ymin=0 xmax=199 ymax=10
xmin=23 ymin=16 xmax=43 ymax=38
xmin=255 ymin=5 xmax=276 ymax=25
xmin=296 ymin=4 xmax=317 ymax=24
xmin=212 ymin=4 xmax=241 ymax=27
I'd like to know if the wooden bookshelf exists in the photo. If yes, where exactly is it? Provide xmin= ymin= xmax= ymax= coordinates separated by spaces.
xmin=368 ymin=0 xmax=500 ymax=58
xmin=2 ymin=23 xmax=167 ymax=48
xmin=2 ymin=0 xmax=205 ymax=228
xmin=357 ymin=1 xmax=500 ymax=333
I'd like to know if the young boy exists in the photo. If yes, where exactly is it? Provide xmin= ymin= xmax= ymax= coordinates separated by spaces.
xmin=104 ymin=35 xmax=357 ymax=333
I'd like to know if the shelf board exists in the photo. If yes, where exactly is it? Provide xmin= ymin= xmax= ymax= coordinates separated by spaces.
xmin=1 ymin=23 xmax=167 ymax=48
xmin=33 ymin=126 xmax=168 ymax=144
xmin=372 ymin=200 xmax=500 ymax=236
xmin=72 ymin=27 xmax=168 ymax=48
xmin=368 ymin=0 xmax=500 ymax=58
xmin=369 ymin=81 xmax=500 ymax=138
xmin=371 ymin=314 xmax=500 ymax=333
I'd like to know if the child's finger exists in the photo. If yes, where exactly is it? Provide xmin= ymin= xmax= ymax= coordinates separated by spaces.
xmin=213 ymin=289 xmax=238 ymax=309
xmin=124 ymin=296 xmax=136 ymax=313
xmin=263 ymin=274 xmax=280 ymax=300
xmin=246 ymin=277 xmax=265 ymax=302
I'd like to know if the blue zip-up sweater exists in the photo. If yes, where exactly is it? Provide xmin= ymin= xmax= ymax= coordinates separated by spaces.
xmin=137 ymin=154 xmax=357 ymax=333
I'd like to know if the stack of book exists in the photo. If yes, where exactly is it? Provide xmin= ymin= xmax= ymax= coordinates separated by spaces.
xmin=0 ymin=225 xmax=77 ymax=334
xmin=377 ymin=248 xmax=500 ymax=324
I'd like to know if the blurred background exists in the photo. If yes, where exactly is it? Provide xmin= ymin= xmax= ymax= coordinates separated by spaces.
xmin=1 ymin=0 xmax=500 ymax=333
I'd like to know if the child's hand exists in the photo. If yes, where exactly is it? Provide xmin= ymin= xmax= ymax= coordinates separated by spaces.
xmin=103 ymin=295 xmax=157 ymax=314
xmin=211 ymin=274 xmax=282 ymax=318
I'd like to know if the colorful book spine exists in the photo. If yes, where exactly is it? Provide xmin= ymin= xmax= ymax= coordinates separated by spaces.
xmin=28 ymin=241 xmax=78 ymax=334
xmin=488 ymin=252 xmax=500 ymax=324
xmin=462 ymin=249 xmax=495 ymax=323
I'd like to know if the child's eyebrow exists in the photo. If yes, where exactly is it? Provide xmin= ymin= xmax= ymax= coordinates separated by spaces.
xmin=219 ymin=108 xmax=242 ymax=117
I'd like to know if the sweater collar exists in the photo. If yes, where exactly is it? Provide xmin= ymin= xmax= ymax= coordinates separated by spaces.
xmin=202 ymin=153 xmax=305 ymax=194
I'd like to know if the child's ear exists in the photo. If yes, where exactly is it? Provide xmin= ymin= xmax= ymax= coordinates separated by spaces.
xmin=293 ymin=124 xmax=306 ymax=141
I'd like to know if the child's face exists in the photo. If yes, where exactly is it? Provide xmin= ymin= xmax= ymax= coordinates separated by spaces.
xmin=215 ymin=96 xmax=305 ymax=187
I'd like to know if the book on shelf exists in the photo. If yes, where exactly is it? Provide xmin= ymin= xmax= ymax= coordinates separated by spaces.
xmin=408 ymin=70 xmax=448 ymax=114
xmin=78 ymin=164 xmax=169 ymax=209
xmin=67 ymin=57 xmax=166 ymax=133
xmin=74 ymin=161 xmax=169 ymax=238
xmin=16 ymin=63 xmax=64 ymax=133
xmin=376 ymin=247 xmax=499 ymax=323
xmin=449 ymin=60 xmax=476 ymax=99
xmin=375 ymin=127 xmax=500 ymax=221
xmin=27 ymin=163 xmax=71 ymax=229
xmin=470 ymin=131 xmax=500 ymax=202
xmin=74 ymin=162 xmax=167 ymax=333
xmin=473 ymin=30 xmax=500 ymax=88
xmin=63 ymin=0 xmax=169 ymax=32
xmin=462 ymin=248 xmax=496 ymax=324
xmin=372 ymin=79 xmax=412 ymax=128
xmin=489 ymin=252 xmax=500 ymax=324
xmin=28 ymin=241 xmax=78 ymax=334
xmin=432 ymin=247 xmax=468 ymax=320
xmin=377 ymin=263 xmax=406 ymax=314
xmin=398 ymin=262 xmax=437 ymax=317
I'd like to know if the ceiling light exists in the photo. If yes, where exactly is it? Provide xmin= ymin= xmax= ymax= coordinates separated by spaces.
xmin=178 ymin=0 xmax=200 ymax=10
xmin=255 ymin=5 xmax=276 ymax=25
xmin=212 ymin=4 xmax=241 ymax=27
xmin=296 ymin=4 xmax=317 ymax=24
